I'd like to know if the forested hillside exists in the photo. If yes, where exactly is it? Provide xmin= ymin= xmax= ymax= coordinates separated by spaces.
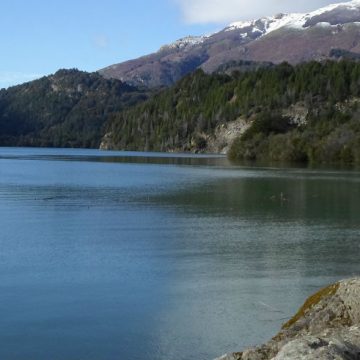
xmin=2 ymin=61 xmax=360 ymax=164
xmin=0 ymin=69 xmax=148 ymax=148
xmin=104 ymin=60 xmax=360 ymax=164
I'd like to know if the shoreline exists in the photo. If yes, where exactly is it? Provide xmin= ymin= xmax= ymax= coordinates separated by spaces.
xmin=216 ymin=278 xmax=360 ymax=360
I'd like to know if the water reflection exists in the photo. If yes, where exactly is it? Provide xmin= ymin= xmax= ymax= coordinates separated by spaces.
xmin=152 ymin=171 xmax=360 ymax=225
xmin=0 ymin=147 xmax=229 ymax=167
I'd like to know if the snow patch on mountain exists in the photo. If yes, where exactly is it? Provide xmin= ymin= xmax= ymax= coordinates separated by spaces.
xmin=160 ymin=36 xmax=206 ymax=51
xmin=310 ymin=0 xmax=360 ymax=16
xmin=225 ymin=13 xmax=304 ymax=36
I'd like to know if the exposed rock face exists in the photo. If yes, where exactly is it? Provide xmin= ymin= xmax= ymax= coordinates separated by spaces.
xmin=205 ymin=118 xmax=251 ymax=154
xmin=99 ymin=132 xmax=115 ymax=150
xmin=283 ymin=103 xmax=308 ymax=127
xmin=215 ymin=278 xmax=360 ymax=360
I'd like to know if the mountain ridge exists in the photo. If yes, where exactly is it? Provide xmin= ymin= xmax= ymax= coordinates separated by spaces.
xmin=99 ymin=0 xmax=360 ymax=87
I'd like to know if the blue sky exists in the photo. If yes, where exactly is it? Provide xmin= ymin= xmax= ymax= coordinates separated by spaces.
xmin=0 ymin=0 xmax=344 ymax=88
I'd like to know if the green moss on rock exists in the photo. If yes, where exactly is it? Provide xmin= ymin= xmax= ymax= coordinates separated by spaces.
xmin=282 ymin=282 xmax=340 ymax=330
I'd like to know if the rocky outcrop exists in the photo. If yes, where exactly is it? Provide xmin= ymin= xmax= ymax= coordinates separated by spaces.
xmin=99 ymin=132 xmax=115 ymax=150
xmin=215 ymin=278 xmax=360 ymax=360
xmin=205 ymin=117 xmax=251 ymax=154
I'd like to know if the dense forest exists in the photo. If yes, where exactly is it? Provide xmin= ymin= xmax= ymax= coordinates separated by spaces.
xmin=2 ymin=61 xmax=360 ymax=164
xmin=0 ymin=69 xmax=148 ymax=148
xmin=105 ymin=60 xmax=360 ymax=164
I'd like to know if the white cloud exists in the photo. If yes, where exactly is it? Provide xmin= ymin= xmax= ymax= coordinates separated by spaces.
xmin=175 ymin=0 xmax=345 ymax=24
xmin=0 ymin=71 xmax=42 ymax=89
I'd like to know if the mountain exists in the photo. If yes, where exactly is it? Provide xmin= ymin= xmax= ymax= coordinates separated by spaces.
xmin=100 ymin=0 xmax=360 ymax=88
xmin=0 ymin=69 xmax=148 ymax=148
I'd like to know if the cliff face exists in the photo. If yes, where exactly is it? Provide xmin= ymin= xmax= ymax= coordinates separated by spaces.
xmin=216 ymin=278 xmax=360 ymax=360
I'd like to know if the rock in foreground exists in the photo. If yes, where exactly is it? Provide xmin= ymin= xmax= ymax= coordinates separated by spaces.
xmin=216 ymin=278 xmax=360 ymax=360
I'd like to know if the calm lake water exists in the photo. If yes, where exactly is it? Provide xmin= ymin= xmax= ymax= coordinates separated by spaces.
xmin=0 ymin=147 xmax=359 ymax=360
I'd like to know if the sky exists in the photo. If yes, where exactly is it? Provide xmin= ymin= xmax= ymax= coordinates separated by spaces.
xmin=0 ymin=0 xmax=347 ymax=88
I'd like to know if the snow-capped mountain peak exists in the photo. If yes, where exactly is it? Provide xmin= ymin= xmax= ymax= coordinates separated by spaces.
xmin=100 ymin=0 xmax=360 ymax=88
xmin=225 ymin=0 xmax=360 ymax=37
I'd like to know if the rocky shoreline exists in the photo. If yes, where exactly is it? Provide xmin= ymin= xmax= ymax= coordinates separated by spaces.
xmin=215 ymin=278 xmax=360 ymax=360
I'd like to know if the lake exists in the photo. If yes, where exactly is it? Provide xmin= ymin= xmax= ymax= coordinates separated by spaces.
xmin=0 ymin=147 xmax=359 ymax=360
